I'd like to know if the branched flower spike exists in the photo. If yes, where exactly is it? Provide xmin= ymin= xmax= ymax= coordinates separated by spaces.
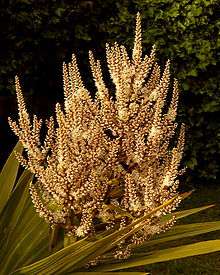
xmin=9 ymin=13 xmax=185 ymax=259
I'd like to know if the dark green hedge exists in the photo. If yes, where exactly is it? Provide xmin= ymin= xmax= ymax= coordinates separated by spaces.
xmin=0 ymin=0 xmax=219 ymax=185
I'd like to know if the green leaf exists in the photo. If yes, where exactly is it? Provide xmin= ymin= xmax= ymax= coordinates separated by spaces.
xmin=135 ymin=221 xmax=220 ymax=250
xmin=14 ymin=196 xmax=178 ymax=274
xmin=95 ymin=240 xmax=220 ymax=271
xmin=0 ymin=170 xmax=49 ymax=274
xmin=161 ymin=204 xmax=215 ymax=222
xmin=0 ymin=142 xmax=23 ymax=215
xmin=1 ymin=216 xmax=48 ymax=274
xmin=0 ymin=170 xmax=33 ymax=254
xmin=69 ymin=273 xmax=148 ymax=275
xmin=175 ymin=204 xmax=214 ymax=220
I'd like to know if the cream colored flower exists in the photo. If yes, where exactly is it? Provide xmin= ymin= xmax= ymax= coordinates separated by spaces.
xmin=9 ymin=12 xmax=185 ymax=258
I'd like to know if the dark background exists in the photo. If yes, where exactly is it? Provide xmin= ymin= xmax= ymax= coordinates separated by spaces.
xmin=0 ymin=0 xmax=219 ymax=186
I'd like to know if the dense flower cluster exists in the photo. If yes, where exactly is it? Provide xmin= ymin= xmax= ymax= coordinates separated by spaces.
xmin=9 ymin=13 xmax=185 ymax=258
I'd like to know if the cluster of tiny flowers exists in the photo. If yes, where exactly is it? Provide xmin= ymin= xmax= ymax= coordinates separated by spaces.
xmin=9 ymin=13 xmax=185 ymax=258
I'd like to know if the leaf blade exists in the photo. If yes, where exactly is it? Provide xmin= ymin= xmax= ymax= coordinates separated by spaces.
xmin=14 ymin=196 xmax=179 ymax=274
xmin=94 ymin=240 xmax=220 ymax=271
xmin=0 ymin=142 xmax=23 ymax=214
xmin=135 ymin=221 xmax=220 ymax=250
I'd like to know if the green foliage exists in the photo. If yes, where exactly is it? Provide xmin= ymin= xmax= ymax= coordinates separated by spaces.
xmin=94 ymin=240 xmax=220 ymax=272
xmin=0 ymin=143 xmax=49 ymax=274
xmin=104 ymin=0 xmax=220 ymax=185
xmin=0 ymin=142 xmax=22 ymax=214
xmin=1 ymin=145 xmax=220 ymax=274
xmin=11 ymin=199 xmax=220 ymax=274
xmin=11 ymin=202 xmax=220 ymax=274
xmin=0 ymin=1 xmax=219 ymax=185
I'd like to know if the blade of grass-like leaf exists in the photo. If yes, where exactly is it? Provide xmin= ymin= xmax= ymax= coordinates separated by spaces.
xmin=0 ymin=208 xmax=48 ymax=273
xmin=1 ymin=206 xmax=49 ymax=274
xmin=94 ymin=240 xmax=220 ymax=271
xmin=14 ymin=195 xmax=178 ymax=274
xmin=175 ymin=204 xmax=215 ymax=220
xmin=0 ymin=142 xmax=23 ymax=214
xmin=0 ymin=170 xmax=32 ymax=259
xmin=54 ymin=196 xmax=179 ymax=273
xmin=0 ymin=171 xmax=32 ymax=237
xmin=0 ymin=170 xmax=49 ymax=274
xmin=70 ymin=272 xmax=148 ymax=275
xmin=179 ymin=191 xmax=193 ymax=200
xmin=134 ymin=221 xmax=220 ymax=251
xmin=0 ymin=170 xmax=32 ymax=231
xmin=12 ymin=237 xmax=91 ymax=274
xmin=1 ymin=218 xmax=48 ymax=274
xmin=15 ymin=224 xmax=49 ymax=267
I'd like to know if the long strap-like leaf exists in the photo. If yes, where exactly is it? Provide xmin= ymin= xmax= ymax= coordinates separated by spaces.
xmin=13 ymin=196 xmax=178 ymax=274
xmin=134 ymin=221 xmax=220 ymax=251
xmin=93 ymin=239 xmax=220 ymax=272
xmin=0 ymin=142 xmax=23 ymax=215
xmin=162 ymin=204 xmax=215 ymax=222
xmin=0 ymin=171 xmax=49 ymax=274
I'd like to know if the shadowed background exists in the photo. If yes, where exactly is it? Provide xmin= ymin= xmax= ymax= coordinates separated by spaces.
xmin=0 ymin=0 xmax=219 ymax=187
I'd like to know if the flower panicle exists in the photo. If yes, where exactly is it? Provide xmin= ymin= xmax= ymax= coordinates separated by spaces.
xmin=9 ymin=13 xmax=185 ymax=259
